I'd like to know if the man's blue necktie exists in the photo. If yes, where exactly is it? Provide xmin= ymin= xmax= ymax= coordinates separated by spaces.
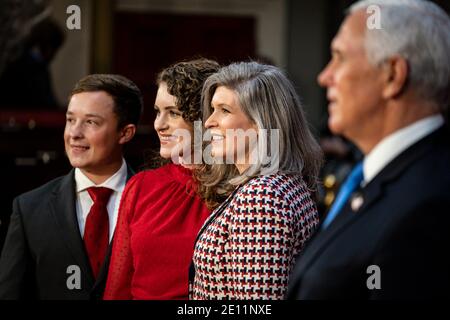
xmin=321 ymin=162 xmax=364 ymax=230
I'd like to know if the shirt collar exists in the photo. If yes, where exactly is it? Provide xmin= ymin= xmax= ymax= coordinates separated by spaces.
xmin=363 ymin=114 xmax=444 ymax=184
xmin=75 ymin=158 xmax=128 ymax=193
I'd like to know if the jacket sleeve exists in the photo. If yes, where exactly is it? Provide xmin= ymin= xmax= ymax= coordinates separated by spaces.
xmin=0 ymin=197 xmax=33 ymax=299
xmin=226 ymin=185 xmax=302 ymax=299
xmin=102 ymin=175 xmax=140 ymax=300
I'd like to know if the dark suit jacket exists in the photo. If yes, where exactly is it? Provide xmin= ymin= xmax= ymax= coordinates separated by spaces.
xmin=0 ymin=167 xmax=134 ymax=300
xmin=288 ymin=125 xmax=450 ymax=299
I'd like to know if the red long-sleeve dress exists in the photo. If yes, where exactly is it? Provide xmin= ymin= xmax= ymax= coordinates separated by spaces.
xmin=103 ymin=163 xmax=210 ymax=300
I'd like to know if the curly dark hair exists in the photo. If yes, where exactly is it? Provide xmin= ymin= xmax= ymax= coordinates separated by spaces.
xmin=156 ymin=58 xmax=220 ymax=123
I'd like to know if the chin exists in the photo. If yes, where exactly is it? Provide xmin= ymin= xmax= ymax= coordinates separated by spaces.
xmin=211 ymin=148 xmax=225 ymax=159
xmin=71 ymin=162 xmax=88 ymax=170
xmin=159 ymin=149 xmax=172 ymax=160
xmin=328 ymin=118 xmax=343 ymax=135
xmin=67 ymin=157 xmax=84 ymax=168
xmin=159 ymin=152 xmax=170 ymax=160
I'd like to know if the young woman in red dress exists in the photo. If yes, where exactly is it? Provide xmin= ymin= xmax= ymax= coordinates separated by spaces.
xmin=103 ymin=59 xmax=220 ymax=299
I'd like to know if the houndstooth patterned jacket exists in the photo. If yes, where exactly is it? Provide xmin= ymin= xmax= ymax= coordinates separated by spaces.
xmin=191 ymin=172 xmax=319 ymax=300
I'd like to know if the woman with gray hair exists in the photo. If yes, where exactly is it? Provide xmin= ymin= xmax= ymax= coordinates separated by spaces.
xmin=190 ymin=61 xmax=323 ymax=299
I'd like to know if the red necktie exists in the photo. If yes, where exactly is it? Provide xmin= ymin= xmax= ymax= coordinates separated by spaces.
xmin=84 ymin=187 xmax=113 ymax=279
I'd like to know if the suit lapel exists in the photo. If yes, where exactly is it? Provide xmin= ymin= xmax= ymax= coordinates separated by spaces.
xmin=293 ymin=126 xmax=446 ymax=281
xmin=48 ymin=170 xmax=95 ymax=286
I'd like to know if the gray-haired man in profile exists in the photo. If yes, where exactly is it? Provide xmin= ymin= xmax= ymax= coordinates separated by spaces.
xmin=288 ymin=0 xmax=450 ymax=299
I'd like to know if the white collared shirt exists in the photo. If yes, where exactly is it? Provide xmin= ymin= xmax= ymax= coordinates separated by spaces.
xmin=74 ymin=159 xmax=128 ymax=242
xmin=363 ymin=114 xmax=444 ymax=185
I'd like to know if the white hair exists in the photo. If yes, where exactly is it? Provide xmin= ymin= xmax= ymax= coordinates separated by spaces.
xmin=349 ymin=0 xmax=450 ymax=109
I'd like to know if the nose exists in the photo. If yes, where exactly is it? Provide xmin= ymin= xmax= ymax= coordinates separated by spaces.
xmin=317 ymin=61 xmax=333 ymax=88
xmin=67 ymin=121 xmax=83 ymax=139
xmin=154 ymin=113 xmax=169 ymax=132
xmin=204 ymin=111 xmax=217 ymax=129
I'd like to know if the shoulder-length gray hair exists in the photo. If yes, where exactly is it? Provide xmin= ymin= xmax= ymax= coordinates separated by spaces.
xmin=195 ymin=61 xmax=323 ymax=208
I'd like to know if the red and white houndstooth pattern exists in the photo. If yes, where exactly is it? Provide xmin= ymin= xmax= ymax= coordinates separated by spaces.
xmin=192 ymin=173 xmax=319 ymax=300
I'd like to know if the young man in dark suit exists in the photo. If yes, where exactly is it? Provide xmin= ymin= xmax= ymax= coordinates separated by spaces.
xmin=0 ymin=74 xmax=143 ymax=299
xmin=288 ymin=0 xmax=450 ymax=299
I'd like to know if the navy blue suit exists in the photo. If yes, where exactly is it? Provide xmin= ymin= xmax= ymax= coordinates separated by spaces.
xmin=288 ymin=125 xmax=450 ymax=299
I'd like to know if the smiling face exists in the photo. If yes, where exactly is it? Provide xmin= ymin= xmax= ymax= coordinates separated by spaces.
xmin=205 ymin=86 xmax=257 ymax=173
xmin=64 ymin=91 xmax=128 ymax=180
xmin=318 ymin=11 xmax=385 ymax=150
xmin=154 ymin=82 xmax=194 ymax=160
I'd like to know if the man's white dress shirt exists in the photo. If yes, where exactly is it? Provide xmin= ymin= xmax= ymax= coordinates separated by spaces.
xmin=363 ymin=114 xmax=444 ymax=185
xmin=74 ymin=159 xmax=128 ymax=242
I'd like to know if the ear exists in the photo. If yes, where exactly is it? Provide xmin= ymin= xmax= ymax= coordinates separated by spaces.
xmin=381 ymin=56 xmax=409 ymax=99
xmin=118 ymin=124 xmax=137 ymax=144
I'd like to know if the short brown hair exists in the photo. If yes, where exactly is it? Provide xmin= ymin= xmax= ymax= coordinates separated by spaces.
xmin=156 ymin=58 xmax=220 ymax=123
xmin=71 ymin=74 xmax=143 ymax=128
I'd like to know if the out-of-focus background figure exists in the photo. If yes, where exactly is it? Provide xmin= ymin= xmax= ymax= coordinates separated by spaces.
xmin=0 ymin=17 xmax=65 ymax=109
xmin=0 ymin=0 xmax=49 ymax=77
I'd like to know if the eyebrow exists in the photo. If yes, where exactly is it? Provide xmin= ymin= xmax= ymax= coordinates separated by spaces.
xmin=66 ymin=111 xmax=104 ymax=119
xmin=154 ymin=105 xmax=179 ymax=110
xmin=211 ymin=98 xmax=232 ymax=107
xmin=212 ymin=102 xmax=234 ymax=109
